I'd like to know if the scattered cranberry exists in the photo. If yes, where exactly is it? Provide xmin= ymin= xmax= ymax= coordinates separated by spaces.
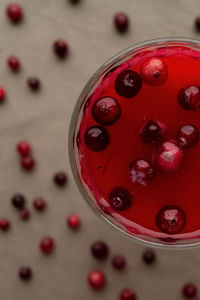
xmin=0 ymin=218 xmax=10 ymax=231
xmin=11 ymin=193 xmax=26 ymax=210
xmin=112 ymin=255 xmax=126 ymax=270
xmin=91 ymin=241 xmax=109 ymax=260
xmin=6 ymin=3 xmax=23 ymax=23
xmin=17 ymin=141 xmax=31 ymax=157
xmin=114 ymin=12 xmax=129 ymax=33
xmin=195 ymin=17 xmax=200 ymax=32
xmin=130 ymin=159 xmax=155 ymax=186
xmin=54 ymin=171 xmax=67 ymax=187
xmin=141 ymin=120 xmax=166 ymax=144
xmin=18 ymin=267 xmax=32 ymax=281
xmin=182 ymin=283 xmax=198 ymax=298
xmin=176 ymin=125 xmax=199 ymax=148
xmin=7 ymin=56 xmax=21 ymax=72
xmin=178 ymin=85 xmax=200 ymax=110
xmin=21 ymin=156 xmax=35 ymax=171
xmin=33 ymin=197 xmax=46 ymax=211
xmin=0 ymin=87 xmax=6 ymax=103
xmin=69 ymin=0 xmax=81 ymax=4
xmin=142 ymin=249 xmax=155 ymax=265
xmin=109 ymin=187 xmax=132 ymax=211
xmin=27 ymin=77 xmax=41 ymax=91
xmin=115 ymin=69 xmax=142 ymax=98
xmin=92 ymin=97 xmax=121 ymax=126
xmin=20 ymin=209 xmax=30 ymax=220
xmin=120 ymin=288 xmax=136 ymax=300
xmin=53 ymin=39 xmax=68 ymax=59
xmin=153 ymin=141 xmax=184 ymax=173
xmin=67 ymin=214 xmax=80 ymax=230
xmin=40 ymin=237 xmax=55 ymax=254
xmin=88 ymin=270 xmax=106 ymax=290
xmin=84 ymin=126 xmax=110 ymax=151
xmin=141 ymin=57 xmax=168 ymax=85
xmin=156 ymin=205 xmax=186 ymax=234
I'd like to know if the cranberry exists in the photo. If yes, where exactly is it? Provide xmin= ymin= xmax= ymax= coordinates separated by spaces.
xmin=0 ymin=87 xmax=6 ymax=103
xmin=7 ymin=56 xmax=21 ymax=72
xmin=67 ymin=214 xmax=80 ymax=229
xmin=112 ymin=255 xmax=126 ymax=270
xmin=0 ymin=218 xmax=10 ymax=231
xmin=27 ymin=77 xmax=41 ymax=91
xmin=84 ymin=126 xmax=110 ymax=151
xmin=115 ymin=69 xmax=142 ymax=98
xmin=88 ymin=270 xmax=106 ymax=290
xmin=19 ymin=267 xmax=32 ymax=281
xmin=114 ymin=12 xmax=129 ymax=33
xmin=182 ymin=283 xmax=198 ymax=298
xmin=53 ymin=39 xmax=68 ymax=59
xmin=20 ymin=209 xmax=30 ymax=220
xmin=6 ymin=4 xmax=23 ymax=23
xmin=21 ymin=156 xmax=35 ymax=171
xmin=156 ymin=205 xmax=186 ymax=234
xmin=17 ymin=141 xmax=31 ymax=157
xmin=176 ymin=125 xmax=199 ymax=148
xmin=69 ymin=0 xmax=81 ymax=4
xmin=120 ymin=288 xmax=136 ymax=300
xmin=54 ymin=171 xmax=67 ymax=187
xmin=178 ymin=85 xmax=200 ymax=110
xmin=153 ymin=141 xmax=184 ymax=173
xmin=130 ymin=159 xmax=155 ymax=186
xmin=91 ymin=241 xmax=109 ymax=260
xmin=142 ymin=249 xmax=155 ymax=265
xmin=109 ymin=187 xmax=132 ymax=211
xmin=40 ymin=237 xmax=55 ymax=254
xmin=33 ymin=197 xmax=46 ymax=211
xmin=141 ymin=57 xmax=168 ymax=85
xmin=141 ymin=120 xmax=165 ymax=144
xmin=92 ymin=97 xmax=121 ymax=126
xmin=11 ymin=193 xmax=26 ymax=210
xmin=195 ymin=17 xmax=200 ymax=32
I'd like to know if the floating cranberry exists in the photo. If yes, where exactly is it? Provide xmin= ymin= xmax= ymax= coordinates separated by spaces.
xmin=109 ymin=187 xmax=132 ymax=211
xmin=67 ymin=214 xmax=80 ymax=229
xmin=141 ymin=57 xmax=168 ymax=85
xmin=54 ymin=171 xmax=67 ymax=187
xmin=12 ymin=193 xmax=26 ymax=210
xmin=112 ymin=255 xmax=126 ymax=270
xmin=53 ymin=39 xmax=68 ymax=59
xmin=91 ymin=241 xmax=109 ymax=260
xmin=88 ymin=270 xmax=106 ymax=290
xmin=0 ymin=87 xmax=6 ymax=103
xmin=182 ymin=283 xmax=198 ymax=298
xmin=17 ymin=141 xmax=31 ymax=157
xmin=33 ymin=197 xmax=46 ymax=211
xmin=92 ymin=97 xmax=121 ymax=126
xmin=195 ymin=17 xmax=200 ymax=32
xmin=130 ymin=159 xmax=155 ymax=186
xmin=153 ymin=141 xmax=183 ymax=173
xmin=142 ymin=249 xmax=156 ymax=265
xmin=156 ymin=205 xmax=186 ymax=234
xmin=27 ymin=77 xmax=41 ymax=91
xmin=6 ymin=3 xmax=23 ymax=23
xmin=85 ymin=126 xmax=110 ymax=151
xmin=115 ymin=69 xmax=142 ymax=98
xmin=0 ymin=218 xmax=10 ymax=231
xmin=114 ymin=12 xmax=129 ymax=33
xmin=7 ymin=56 xmax=21 ymax=72
xmin=176 ymin=125 xmax=199 ymax=148
xmin=178 ymin=85 xmax=200 ymax=110
xmin=18 ymin=267 xmax=32 ymax=281
xmin=21 ymin=156 xmax=35 ymax=171
xmin=141 ymin=120 xmax=165 ymax=144
xmin=120 ymin=288 xmax=136 ymax=300
xmin=20 ymin=209 xmax=30 ymax=220
xmin=40 ymin=237 xmax=55 ymax=254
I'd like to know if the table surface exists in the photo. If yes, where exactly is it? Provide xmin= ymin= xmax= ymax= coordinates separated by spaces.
xmin=0 ymin=0 xmax=200 ymax=299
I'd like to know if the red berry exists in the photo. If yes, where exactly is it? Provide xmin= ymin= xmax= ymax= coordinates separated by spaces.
xmin=130 ymin=159 xmax=155 ymax=186
xmin=120 ymin=288 xmax=136 ymax=300
xmin=33 ymin=197 xmax=46 ymax=211
xmin=54 ymin=171 xmax=67 ymax=187
xmin=69 ymin=0 xmax=81 ymax=4
xmin=182 ymin=283 xmax=198 ymax=298
xmin=17 ymin=141 xmax=31 ymax=157
xmin=27 ymin=77 xmax=41 ymax=91
xmin=141 ymin=120 xmax=166 ymax=144
xmin=88 ymin=270 xmax=106 ymax=290
xmin=11 ymin=193 xmax=26 ymax=210
xmin=141 ymin=57 xmax=168 ymax=85
xmin=19 ymin=267 xmax=32 ymax=281
xmin=67 ymin=214 xmax=80 ymax=229
xmin=40 ymin=237 xmax=55 ymax=254
xmin=176 ymin=125 xmax=199 ymax=148
xmin=0 ymin=218 xmax=10 ymax=231
xmin=109 ymin=187 xmax=132 ymax=211
xmin=85 ymin=126 xmax=110 ymax=152
xmin=195 ymin=17 xmax=200 ymax=32
xmin=20 ymin=209 xmax=30 ymax=220
xmin=178 ymin=85 xmax=200 ymax=110
xmin=0 ymin=87 xmax=6 ymax=103
xmin=21 ymin=156 xmax=35 ymax=171
xmin=112 ymin=255 xmax=126 ymax=270
xmin=53 ymin=39 xmax=68 ymax=59
xmin=91 ymin=241 xmax=109 ymax=260
xmin=114 ymin=12 xmax=129 ymax=33
xmin=115 ymin=69 xmax=142 ymax=98
xmin=142 ymin=249 xmax=156 ymax=265
xmin=7 ymin=56 xmax=21 ymax=71
xmin=6 ymin=3 xmax=23 ymax=23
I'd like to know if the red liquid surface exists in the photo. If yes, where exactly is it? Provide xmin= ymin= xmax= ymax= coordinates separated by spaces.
xmin=76 ymin=45 xmax=200 ymax=243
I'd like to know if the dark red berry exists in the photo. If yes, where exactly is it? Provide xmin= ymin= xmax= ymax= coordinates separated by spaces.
xmin=69 ymin=0 xmax=81 ymax=4
xmin=7 ymin=56 xmax=21 ymax=71
xmin=115 ymin=69 xmax=142 ymax=98
xmin=92 ymin=97 xmax=121 ymax=126
xmin=91 ymin=241 xmax=109 ymax=260
xmin=120 ymin=288 xmax=136 ymax=300
xmin=88 ymin=270 xmax=106 ymax=290
xmin=19 ymin=267 xmax=32 ymax=281
xmin=142 ymin=249 xmax=155 ymax=265
xmin=182 ymin=283 xmax=198 ymax=298
xmin=20 ymin=209 xmax=30 ymax=220
xmin=195 ymin=17 xmax=200 ymax=32
xmin=130 ymin=159 xmax=155 ymax=186
xmin=156 ymin=205 xmax=186 ymax=234
xmin=67 ymin=214 xmax=80 ymax=229
xmin=11 ymin=193 xmax=26 ymax=210
xmin=21 ymin=156 xmax=35 ymax=171
xmin=0 ymin=218 xmax=10 ymax=231
xmin=178 ymin=85 xmax=200 ymax=110
xmin=6 ymin=4 xmax=23 ymax=23
xmin=114 ymin=12 xmax=129 ymax=33
xmin=109 ymin=187 xmax=132 ymax=211
xmin=53 ymin=39 xmax=68 ymax=59
xmin=141 ymin=120 xmax=166 ymax=144
xmin=0 ymin=87 xmax=6 ymax=103
xmin=40 ymin=237 xmax=55 ymax=254
xmin=85 ymin=126 xmax=110 ymax=151
xmin=17 ymin=141 xmax=31 ymax=157
xmin=141 ymin=57 xmax=168 ymax=85
xmin=112 ymin=255 xmax=126 ymax=270
xmin=54 ymin=171 xmax=67 ymax=187
xmin=27 ymin=77 xmax=41 ymax=91
xmin=176 ymin=125 xmax=199 ymax=148
xmin=33 ymin=197 xmax=46 ymax=211
xmin=153 ymin=141 xmax=184 ymax=173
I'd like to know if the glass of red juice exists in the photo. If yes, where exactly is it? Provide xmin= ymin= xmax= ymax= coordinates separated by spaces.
xmin=69 ymin=38 xmax=200 ymax=248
